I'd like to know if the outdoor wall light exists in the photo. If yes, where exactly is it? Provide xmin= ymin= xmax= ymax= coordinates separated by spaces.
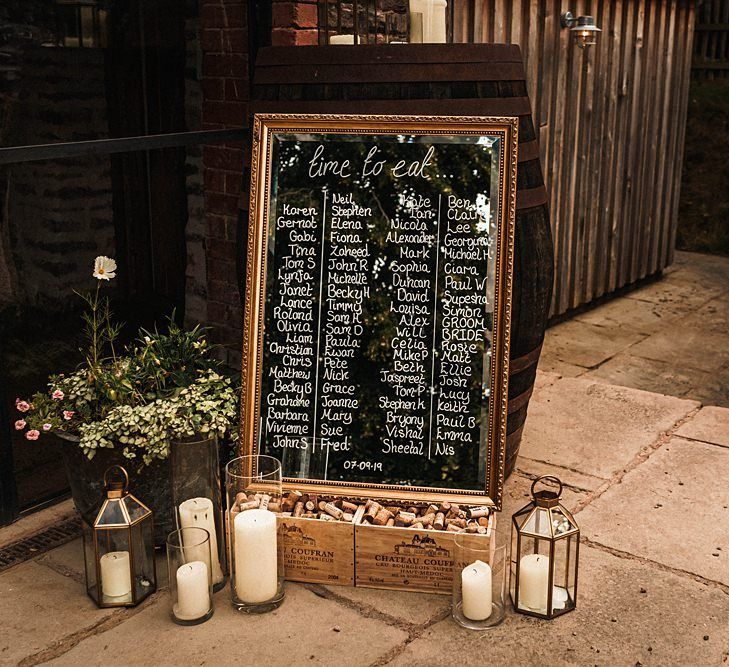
xmin=560 ymin=12 xmax=601 ymax=49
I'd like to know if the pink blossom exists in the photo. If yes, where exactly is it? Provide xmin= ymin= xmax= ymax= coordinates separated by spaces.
xmin=25 ymin=430 xmax=40 ymax=441
xmin=16 ymin=400 xmax=30 ymax=413
xmin=42 ymin=423 xmax=52 ymax=431
xmin=14 ymin=419 xmax=26 ymax=430
xmin=52 ymin=389 xmax=64 ymax=400
xmin=63 ymin=410 xmax=75 ymax=421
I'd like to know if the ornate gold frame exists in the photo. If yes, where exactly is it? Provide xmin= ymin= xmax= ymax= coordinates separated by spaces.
xmin=241 ymin=113 xmax=517 ymax=510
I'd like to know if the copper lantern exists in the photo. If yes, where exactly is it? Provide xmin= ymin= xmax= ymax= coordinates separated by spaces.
xmin=510 ymin=476 xmax=579 ymax=619
xmin=82 ymin=465 xmax=157 ymax=607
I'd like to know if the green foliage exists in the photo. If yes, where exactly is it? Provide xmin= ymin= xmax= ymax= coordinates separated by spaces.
xmin=677 ymin=81 xmax=729 ymax=256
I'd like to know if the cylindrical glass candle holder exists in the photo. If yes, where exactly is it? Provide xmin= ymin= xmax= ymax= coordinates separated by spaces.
xmin=452 ymin=539 xmax=507 ymax=630
xmin=166 ymin=527 xmax=214 ymax=625
xmin=225 ymin=455 xmax=284 ymax=613
xmin=170 ymin=434 xmax=227 ymax=592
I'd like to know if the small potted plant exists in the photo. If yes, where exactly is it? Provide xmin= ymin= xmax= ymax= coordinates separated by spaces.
xmin=14 ymin=257 xmax=239 ymax=543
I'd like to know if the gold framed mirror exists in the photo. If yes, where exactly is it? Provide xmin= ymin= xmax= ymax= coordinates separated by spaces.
xmin=241 ymin=113 xmax=517 ymax=509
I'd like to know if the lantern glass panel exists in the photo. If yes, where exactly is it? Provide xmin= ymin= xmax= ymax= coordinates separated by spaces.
xmin=96 ymin=498 xmax=127 ymax=526
xmin=170 ymin=434 xmax=227 ymax=591
xmin=512 ymin=533 xmax=552 ymax=614
xmin=551 ymin=534 xmax=578 ymax=615
xmin=83 ymin=522 xmax=98 ymax=602
xmin=130 ymin=521 xmax=156 ymax=602
xmin=125 ymin=496 xmax=150 ymax=523
xmin=96 ymin=527 xmax=133 ymax=604
xmin=521 ymin=507 xmax=553 ymax=537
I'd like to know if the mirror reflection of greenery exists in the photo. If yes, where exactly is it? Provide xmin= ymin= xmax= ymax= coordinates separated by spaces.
xmin=264 ymin=133 xmax=496 ymax=490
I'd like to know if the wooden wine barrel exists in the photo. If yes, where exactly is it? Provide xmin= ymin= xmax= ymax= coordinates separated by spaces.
xmin=251 ymin=44 xmax=553 ymax=479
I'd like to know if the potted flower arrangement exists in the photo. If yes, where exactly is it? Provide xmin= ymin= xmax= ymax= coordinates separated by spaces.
xmin=14 ymin=257 xmax=239 ymax=543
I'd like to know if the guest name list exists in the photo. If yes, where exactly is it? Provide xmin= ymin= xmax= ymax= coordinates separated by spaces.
xmin=260 ymin=136 xmax=496 ymax=489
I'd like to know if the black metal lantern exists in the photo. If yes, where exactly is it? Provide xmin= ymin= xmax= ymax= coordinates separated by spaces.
xmin=510 ymin=476 xmax=579 ymax=619
xmin=82 ymin=465 xmax=157 ymax=608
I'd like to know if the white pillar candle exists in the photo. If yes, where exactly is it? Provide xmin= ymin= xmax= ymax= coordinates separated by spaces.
xmin=174 ymin=561 xmax=211 ymax=621
xmin=233 ymin=509 xmax=278 ymax=604
xmin=518 ymin=554 xmax=550 ymax=612
xmin=100 ymin=551 xmax=132 ymax=599
xmin=179 ymin=497 xmax=224 ymax=585
xmin=461 ymin=559 xmax=492 ymax=621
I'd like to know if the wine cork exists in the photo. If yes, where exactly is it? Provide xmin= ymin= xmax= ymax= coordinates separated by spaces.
xmin=397 ymin=511 xmax=417 ymax=526
xmin=434 ymin=512 xmax=445 ymax=530
xmin=373 ymin=508 xmax=394 ymax=526
xmin=321 ymin=502 xmax=344 ymax=520
xmin=293 ymin=501 xmax=304 ymax=517
xmin=467 ymin=506 xmax=490 ymax=519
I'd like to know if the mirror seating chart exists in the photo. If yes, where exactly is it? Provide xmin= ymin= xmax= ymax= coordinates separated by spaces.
xmin=242 ymin=114 xmax=517 ymax=507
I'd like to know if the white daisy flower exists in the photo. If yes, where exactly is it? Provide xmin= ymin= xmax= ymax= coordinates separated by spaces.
xmin=93 ymin=256 xmax=117 ymax=281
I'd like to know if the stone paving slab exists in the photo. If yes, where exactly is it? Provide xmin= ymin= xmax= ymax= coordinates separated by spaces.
xmin=539 ymin=319 xmax=646 ymax=370
xmin=677 ymin=293 xmax=729 ymax=335
xmin=386 ymin=545 xmax=729 ymax=667
xmin=319 ymin=584 xmax=449 ymax=627
xmin=0 ymin=561 xmax=114 ymax=665
xmin=675 ymin=406 xmax=729 ymax=447
xmin=678 ymin=368 xmax=729 ymax=410
xmin=624 ymin=275 xmax=725 ymax=310
xmin=574 ymin=293 xmax=691 ymax=336
xmin=577 ymin=436 xmax=729 ymax=586
xmin=518 ymin=377 xmax=699 ymax=480
xmin=46 ymin=582 xmax=407 ymax=667
xmin=628 ymin=326 xmax=729 ymax=374
xmin=514 ymin=458 xmax=605 ymax=492
xmin=667 ymin=250 xmax=729 ymax=288
xmin=36 ymin=538 xmax=170 ymax=589
xmin=585 ymin=353 xmax=712 ymax=400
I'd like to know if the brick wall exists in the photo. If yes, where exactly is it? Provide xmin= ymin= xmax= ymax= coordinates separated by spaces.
xmin=200 ymin=0 xmax=250 ymax=367
xmin=200 ymin=1 xmax=320 ymax=365
xmin=271 ymin=1 xmax=319 ymax=45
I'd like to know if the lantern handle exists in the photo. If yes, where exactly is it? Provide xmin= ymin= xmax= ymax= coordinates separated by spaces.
xmin=530 ymin=475 xmax=563 ymax=500
xmin=103 ymin=465 xmax=129 ymax=492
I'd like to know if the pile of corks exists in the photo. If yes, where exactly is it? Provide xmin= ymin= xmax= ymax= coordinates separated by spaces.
xmin=230 ymin=490 xmax=491 ymax=534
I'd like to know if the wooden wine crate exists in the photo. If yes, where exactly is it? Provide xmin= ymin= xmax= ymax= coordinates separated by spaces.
xmin=277 ymin=504 xmax=495 ymax=594
xmin=278 ymin=516 xmax=355 ymax=586
xmin=354 ymin=513 xmax=495 ymax=594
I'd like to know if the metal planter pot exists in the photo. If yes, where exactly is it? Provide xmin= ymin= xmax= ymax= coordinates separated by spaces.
xmin=57 ymin=433 xmax=173 ymax=546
